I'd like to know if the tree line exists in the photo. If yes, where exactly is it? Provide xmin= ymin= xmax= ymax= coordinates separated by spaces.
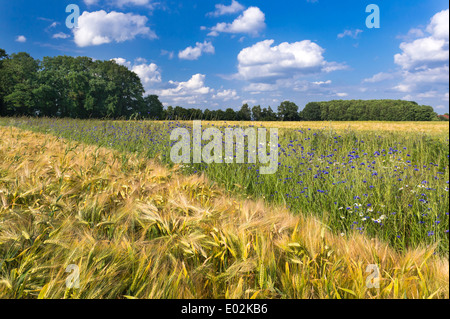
xmin=0 ymin=48 xmax=440 ymax=121
xmin=0 ymin=49 xmax=163 ymax=119
xmin=301 ymin=100 xmax=438 ymax=121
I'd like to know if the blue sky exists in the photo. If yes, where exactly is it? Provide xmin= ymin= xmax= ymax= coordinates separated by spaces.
xmin=0 ymin=0 xmax=449 ymax=112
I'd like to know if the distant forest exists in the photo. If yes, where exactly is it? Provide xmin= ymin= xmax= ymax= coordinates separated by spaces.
xmin=0 ymin=49 xmax=447 ymax=121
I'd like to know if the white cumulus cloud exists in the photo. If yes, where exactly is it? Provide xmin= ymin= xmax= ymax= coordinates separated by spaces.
xmin=208 ymin=7 xmax=266 ymax=37
xmin=426 ymin=9 xmax=449 ymax=40
xmin=392 ymin=9 xmax=449 ymax=99
xmin=208 ymin=0 xmax=245 ymax=17
xmin=364 ymin=8 xmax=449 ymax=111
xmin=213 ymin=89 xmax=240 ymax=101
xmin=394 ymin=9 xmax=448 ymax=71
xmin=15 ymin=35 xmax=27 ymax=43
xmin=154 ymin=74 xmax=213 ymax=105
xmin=132 ymin=63 xmax=162 ymax=85
xmin=73 ymin=10 xmax=156 ymax=47
xmin=395 ymin=37 xmax=449 ymax=70
xmin=237 ymin=39 xmax=344 ymax=83
xmin=178 ymin=41 xmax=215 ymax=60
xmin=112 ymin=57 xmax=162 ymax=93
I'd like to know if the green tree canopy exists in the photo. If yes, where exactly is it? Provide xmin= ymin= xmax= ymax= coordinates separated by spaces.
xmin=237 ymin=103 xmax=252 ymax=121
xmin=300 ymin=100 xmax=437 ymax=122
xmin=2 ymin=52 xmax=39 ymax=116
xmin=261 ymin=106 xmax=278 ymax=121
xmin=278 ymin=101 xmax=300 ymax=121
xmin=301 ymin=102 xmax=322 ymax=121
xmin=251 ymin=105 xmax=262 ymax=121
xmin=144 ymin=95 xmax=164 ymax=119
xmin=224 ymin=108 xmax=237 ymax=121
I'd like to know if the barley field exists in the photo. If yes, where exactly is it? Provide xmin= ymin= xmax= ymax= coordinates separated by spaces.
xmin=198 ymin=121 xmax=450 ymax=135
xmin=0 ymin=118 xmax=448 ymax=299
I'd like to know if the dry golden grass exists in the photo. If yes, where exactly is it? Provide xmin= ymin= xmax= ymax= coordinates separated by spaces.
xmin=194 ymin=121 xmax=450 ymax=135
xmin=0 ymin=126 xmax=448 ymax=299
